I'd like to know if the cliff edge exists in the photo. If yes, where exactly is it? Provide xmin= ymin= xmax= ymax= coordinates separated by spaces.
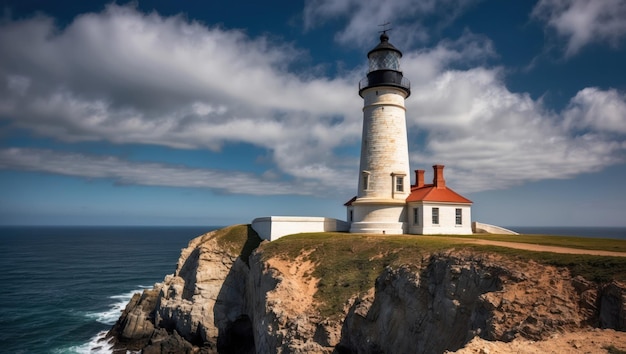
xmin=108 ymin=225 xmax=626 ymax=353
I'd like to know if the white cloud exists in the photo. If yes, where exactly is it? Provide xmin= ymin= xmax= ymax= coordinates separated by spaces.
xmin=0 ymin=147 xmax=326 ymax=196
xmin=303 ymin=0 xmax=480 ymax=48
xmin=532 ymin=0 xmax=626 ymax=56
xmin=563 ymin=88 xmax=626 ymax=134
xmin=403 ymin=49 xmax=626 ymax=192
xmin=0 ymin=4 xmax=625 ymax=198
xmin=0 ymin=4 xmax=361 ymax=191
xmin=6 ymin=75 xmax=31 ymax=96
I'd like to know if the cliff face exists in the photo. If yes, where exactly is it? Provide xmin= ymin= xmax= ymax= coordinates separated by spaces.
xmin=338 ymin=254 xmax=609 ymax=353
xmin=247 ymin=250 xmax=341 ymax=353
xmin=108 ymin=226 xmax=626 ymax=353
xmin=109 ymin=225 xmax=257 ymax=353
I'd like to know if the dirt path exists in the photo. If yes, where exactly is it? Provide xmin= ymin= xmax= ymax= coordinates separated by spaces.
xmin=449 ymin=237 xmax=626 ymax=257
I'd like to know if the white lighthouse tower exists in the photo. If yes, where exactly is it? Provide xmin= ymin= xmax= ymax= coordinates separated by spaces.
xmin=252 ymin=31 xmax=485 ymax=240
xmin=348 ymin=32 xmax=411 ymax=234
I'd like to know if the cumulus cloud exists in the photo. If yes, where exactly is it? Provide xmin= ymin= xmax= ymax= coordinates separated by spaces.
xmin=563 ymin=88 xmax=626 ymax=134
xmin=0 ymin=3 xmax=625 ymax=198
xmin=0 ymin=4 xmax=361 ymax=192
xmin=403 ymin=48 xmax=626 ymax=192
xmin=532 ymin=0 xmax=626 ymax=56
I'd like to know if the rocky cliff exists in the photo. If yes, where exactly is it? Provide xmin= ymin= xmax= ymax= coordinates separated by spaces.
xmin=108 ymin=225 xmax=626 ymax=353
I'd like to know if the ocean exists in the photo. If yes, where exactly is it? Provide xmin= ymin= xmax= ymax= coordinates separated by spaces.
xmin=0 ymin=226 xmax=217 ymax=353
xmin=0 ymin=225 xmax=624 ymax=353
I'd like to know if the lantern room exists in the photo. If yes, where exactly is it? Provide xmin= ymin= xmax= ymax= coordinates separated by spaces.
xmin=359 ymin=32 xmax=410 ymax=97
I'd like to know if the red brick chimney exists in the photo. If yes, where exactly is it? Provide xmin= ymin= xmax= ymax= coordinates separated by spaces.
xmin=433 ymin=165 xmax=445 ymax=189
xmin=414 ymin=169 xmax=425 ymax=188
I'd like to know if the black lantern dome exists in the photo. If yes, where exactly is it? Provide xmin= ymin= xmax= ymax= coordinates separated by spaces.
xmin=359 ymin=32 xmax=410 ymax=97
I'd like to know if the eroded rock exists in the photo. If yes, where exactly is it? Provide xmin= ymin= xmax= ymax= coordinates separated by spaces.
xmin=108 ymin=225 xmax=260 ymax=353
xmin=338 ymin=252 xmax=625 ymax=354
xmin=108 ymin=228 xmax=626 ymax=354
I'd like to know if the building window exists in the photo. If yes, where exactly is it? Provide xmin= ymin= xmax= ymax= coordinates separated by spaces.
xmin=396 ymin=176 xmax=404 ymax=192
xmin=456 ymin=208 xmax=462 ymax=225
xmin=391 ymin=172 xmax=406 ymax=195
xmin=432 ymin=207 xmax=439 ymax=225
xmin=413 ymin=207 xmax=419 ymax=225
xmin=349 ymin=210 xmax=354 ymax=222
xmin=362 ymin=171 xmax=370 ymax=190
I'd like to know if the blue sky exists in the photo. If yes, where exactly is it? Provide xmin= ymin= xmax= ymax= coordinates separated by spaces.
xmin=1 ymin=0 xmax=625 ymax=227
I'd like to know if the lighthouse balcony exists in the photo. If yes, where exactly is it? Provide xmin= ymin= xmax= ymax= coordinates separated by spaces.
xmin=359 ymin=70 xmax=411 ymax=97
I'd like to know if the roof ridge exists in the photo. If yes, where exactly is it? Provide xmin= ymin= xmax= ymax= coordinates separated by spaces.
xmin=406 ymin=184 xmax=472 ymax=203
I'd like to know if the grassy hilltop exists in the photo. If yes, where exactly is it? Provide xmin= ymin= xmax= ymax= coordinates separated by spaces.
xmin=215 ymin=225 xmax=626 ymax=318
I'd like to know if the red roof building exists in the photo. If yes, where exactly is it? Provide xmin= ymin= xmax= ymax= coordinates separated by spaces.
xmin=406 ymin=166 xmax=472 ymax=204
xmin=345 ymin=164 xmax=473 ymax=235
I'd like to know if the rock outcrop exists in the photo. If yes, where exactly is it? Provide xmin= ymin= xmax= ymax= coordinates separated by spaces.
xmin=247 ymin=250 xmax=340 ymax=353
xmin=108 ymin=225 xmax=626 ymax=353
xmin=337 ymin=253 xmax=620 ymax=353
xmin=108 ymin=225 xmax=260 ymax=353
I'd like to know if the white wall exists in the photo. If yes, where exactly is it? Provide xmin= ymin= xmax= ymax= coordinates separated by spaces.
xmin=251 ymin=216 xmax=349 ymax=241
xmin=349 ymin=201 xmax=407 ymax=234
xmin=407 ymin=202 xmax=472 ymax=235
xmin=357 ymin=87 xmax=410 ymax=201
xmin=350 ymin=86 xmax=410 ymax=234
xmin=472 ymin=222 xmax=518 ymax=235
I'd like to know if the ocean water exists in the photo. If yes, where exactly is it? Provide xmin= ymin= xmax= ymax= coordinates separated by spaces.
xmin=1 ymin=225 xmax=625 ymax=353
xmin=0 ymin=226 xmax=217 ymax=354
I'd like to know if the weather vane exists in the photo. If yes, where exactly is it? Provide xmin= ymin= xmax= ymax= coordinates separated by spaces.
xmin=378 ymin=22 xmax=392 ymax=35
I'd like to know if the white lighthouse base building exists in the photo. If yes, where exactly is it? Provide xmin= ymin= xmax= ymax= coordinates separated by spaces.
xmin=347 ymin=202 xmax=407 ymax=234
xmin=249 ymin=165 xmax=517 ymax=240
xmin=346 ymin=165 xmax=474 ymax=235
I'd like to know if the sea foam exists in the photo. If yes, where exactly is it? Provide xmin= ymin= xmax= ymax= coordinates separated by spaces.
xmin=68 ymin=286 xmax=152 ymax=354
xmin=64 ymin=330 xmax=113 ymax=354
xmin=85 ymin=286 xmax=151 ymax=325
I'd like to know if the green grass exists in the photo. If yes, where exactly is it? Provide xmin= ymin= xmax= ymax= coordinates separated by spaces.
xmin=259 ymin=231 xmax=626 ymax=318
xmin=214 ymin=224 xmax=262 ymax=264
xmin=452 ymin=234 xmax=626 ymax=253
xmin=457 ymin=244 xmax=626 ymax=283
xmin=262 ymin=233 xmax=428 ymax=317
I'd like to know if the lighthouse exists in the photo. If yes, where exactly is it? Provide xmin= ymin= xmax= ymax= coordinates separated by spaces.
xmin=252 ymin=32 xmax=479 ymax=241
xmin=348 ymin=32 xmax=412 ymax=234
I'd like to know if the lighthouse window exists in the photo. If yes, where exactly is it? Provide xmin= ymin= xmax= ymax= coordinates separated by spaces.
xmin=413 ymin=207 xmax=419 ymax=225
xmin=362 ymin=172 xmax=370 ymax=190
xmin=432 ymin=208 xmax=439 ymax=225
xmin=395 ymin=176 xmax=404 ymax=192
xmin=369 ymin=51 xmax=400 ymax=71
xmin=456 ymin=208 xmax=462 ymax=225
